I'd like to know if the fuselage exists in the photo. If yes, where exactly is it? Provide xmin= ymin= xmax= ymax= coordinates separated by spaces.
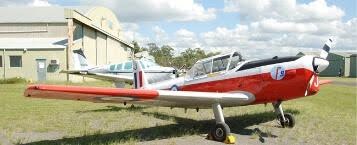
xmin=150 ymin=54 xmax=320 ymax=105
xmin=88 ymin=59 xmax=176 ymax=83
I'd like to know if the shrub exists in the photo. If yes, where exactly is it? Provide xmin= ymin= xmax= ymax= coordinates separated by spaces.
xmin=0 ymin=77 xmax=27 ymax=84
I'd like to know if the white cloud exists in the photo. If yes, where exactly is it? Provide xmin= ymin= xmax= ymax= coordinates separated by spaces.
xmin=172 ymin=29 xmax=201 ymax=51
xmin=149 ymin=28 xmax=201 ymax=54
xmin=210 ymin=0 xmax=354 ymax=58
xmin=101 ymin=0 xmax=355 ymax=59
xmin=80 ymin=0 xmax=216 ymax=22
xmin=0 ymin=0 xmax=28 ymax=6
xmin=152 ymin=26 xmax=168 ymax=44
xmin=120 ymin=23 xmax=150 ymax=46
xmin=224 ymin=0 xmax=344 ymax=22
xmin=28 ymin=0 xmax=51 ymax=7
xmin=253 ymin=19 xmax=318 ymax=33
xmin=0 ymin=0 xmax=51 ymax=6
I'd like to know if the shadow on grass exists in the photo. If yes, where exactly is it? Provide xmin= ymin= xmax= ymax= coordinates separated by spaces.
xmin=76 ymin=105 xmax=148 ymax=113
xmin=24 ymin=108 xmax=300 ymax=145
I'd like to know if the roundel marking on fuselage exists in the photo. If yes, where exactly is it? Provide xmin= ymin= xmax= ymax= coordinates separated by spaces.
xmin=270 ymin=65 xmax=285 ymax=80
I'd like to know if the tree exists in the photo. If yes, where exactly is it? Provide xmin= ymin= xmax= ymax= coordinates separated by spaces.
xmin=144 ymin=43 xmax=220 ymax=70
xmin=148 ymin=43 xmax=174 ymax=66
xmin=131 ymin=41 xmax=146 ymax=54
xmin=174 ymin=48 xmax=219 ymax=69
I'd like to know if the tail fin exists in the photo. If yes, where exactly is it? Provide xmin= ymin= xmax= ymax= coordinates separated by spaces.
xmin=72 ymin=49 xmax=91 ymax=70
xmin=133 ymin=60 xmax=149 ymax=89
xmin=320 ymin=38 xmax=334 ymax=59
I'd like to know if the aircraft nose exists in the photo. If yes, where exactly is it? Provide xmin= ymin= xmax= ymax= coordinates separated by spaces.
xmin=313 ymin=57 xmax=329 ymax=73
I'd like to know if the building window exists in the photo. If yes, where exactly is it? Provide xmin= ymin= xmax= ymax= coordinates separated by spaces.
xmin=9 ymin=56 xmax=22 ymax=67
xmin=0 ymin=56 xmax=2 ymax=67
xmin=107 ymin=20 xmax=113 ymax=29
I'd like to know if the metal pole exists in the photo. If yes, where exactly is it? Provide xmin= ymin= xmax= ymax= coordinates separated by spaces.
xmin=67 ymin=18 xmax=74 ymax=82
xmin=212 ymin=103 xmax=225 ymax=123
xmin=3 ymin=49 xmax=5 ymax=79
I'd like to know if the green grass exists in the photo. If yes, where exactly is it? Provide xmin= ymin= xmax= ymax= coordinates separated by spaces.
xmin=0 ymin=79 xmax=356 ymax=145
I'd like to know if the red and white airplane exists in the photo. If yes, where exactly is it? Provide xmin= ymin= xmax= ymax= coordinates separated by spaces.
xmin=24 ymin=39 xmax=334 ymax=143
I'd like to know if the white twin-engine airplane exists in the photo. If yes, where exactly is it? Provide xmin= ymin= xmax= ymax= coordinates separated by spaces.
xmin=63 ymin=49 xmax=177 ymax=87
xmin=25 ymin=39 xmax=334 ymax=143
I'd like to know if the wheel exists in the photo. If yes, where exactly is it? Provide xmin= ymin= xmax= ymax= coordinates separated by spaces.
xmin=277 ymin=113 xmax=295 ymax=128
xmin=170 ymin=85 xmax=179 ymax=91
xmin=210 ymin=122 xmax=231 ymax=142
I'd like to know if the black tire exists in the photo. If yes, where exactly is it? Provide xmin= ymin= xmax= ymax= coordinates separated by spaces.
xmin=278 ymin=113 xmax=295 ymax=128
xmin=170 ymin=85 xmax=179 ymax=91
xmin=210 ymin=122 xmax=231 ymax=142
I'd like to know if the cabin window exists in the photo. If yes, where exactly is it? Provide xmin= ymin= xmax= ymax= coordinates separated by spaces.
xmin=193 ymin=63 xmax=205 ymax=77
xmin=229 ymin=52 xmax=243 ymax=70
xmin=116 ymin=64 xmax=122 ymax=70
xmin=212 ymin=55 xmax=230 ymax=72
xmin=9 ymin=56 xmax=22 ymax=67
xmin=124 ymin=62 xmax=132 ymax=70
xmin=110 ymin=65 xmax=115 ymax=71
xmin=187 ymin=60 xmax=214 ymax=78
xmin=202 ymin=60 xmax=212 ymax=74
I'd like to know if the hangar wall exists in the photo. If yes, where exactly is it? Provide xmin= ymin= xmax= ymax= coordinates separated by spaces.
xmin=0 ymin=23 xmax=67 ymax=38
xmin=0 ymin=48 xmax=66 ymax=81
xmin=0 ymin=6 xmax=132 ymax=82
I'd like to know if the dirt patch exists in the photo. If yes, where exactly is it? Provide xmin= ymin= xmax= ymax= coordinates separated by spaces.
xmin=11 ymin=131 xmax=64 ymax=144
xmin=0 ymin=132 xmax=13 ymax=145
xmin=331 ymin=81 xmax=357 ymax=86
xmin=136 ymin=133 xmax=280 ymax=145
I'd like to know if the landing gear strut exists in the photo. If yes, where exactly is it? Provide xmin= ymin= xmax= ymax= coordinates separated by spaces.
xmin=208 ymin=103 xmax=235 ymax=143
xmin=273 ymin=101 xmax=295 ymax=128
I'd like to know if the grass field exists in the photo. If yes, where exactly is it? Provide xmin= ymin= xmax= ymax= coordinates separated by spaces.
xmin=0 ymin=78 xmax=356 ymax=145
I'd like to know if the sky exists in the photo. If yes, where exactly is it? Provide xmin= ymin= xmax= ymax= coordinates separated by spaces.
xmin=0 ymin=0 xmax=356 ymax=59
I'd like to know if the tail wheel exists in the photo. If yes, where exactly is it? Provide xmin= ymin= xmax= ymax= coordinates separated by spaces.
xmin=210 ymin=122 xmax=231 ymax=142
xmin=278 ymin=113 xmax=295 ymax=128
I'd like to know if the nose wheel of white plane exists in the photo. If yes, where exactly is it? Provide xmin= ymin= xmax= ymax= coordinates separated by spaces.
xmin=273 ymin=101 xmax=295 ymax=128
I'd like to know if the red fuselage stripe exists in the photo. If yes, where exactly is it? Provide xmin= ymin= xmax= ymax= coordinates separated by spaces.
xmin=180 ymin=68 xmax=315 ymax=104
xmin=139 ymin=71 xmax=143 ymax=87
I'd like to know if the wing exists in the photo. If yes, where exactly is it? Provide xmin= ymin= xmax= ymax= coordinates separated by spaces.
xmin=61 ymin=70 xmax=133 ymax=82
xmin=24 ymin=85 xmax=255 ymax=108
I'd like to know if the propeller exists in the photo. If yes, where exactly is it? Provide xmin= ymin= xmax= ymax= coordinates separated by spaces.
xmin=320 ymin=38 xmax=333 ymax=59
xmin=313 ymin=57 xmax=329 ymax=73
xmin=172 ymin=64 xmax=186 ymax=78
xmin=313 ymin=38 xmax=334 ymax=73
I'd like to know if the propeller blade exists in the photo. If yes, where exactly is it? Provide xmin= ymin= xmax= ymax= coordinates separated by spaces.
xmin=320 ymin=38 xmax=333 ymax=59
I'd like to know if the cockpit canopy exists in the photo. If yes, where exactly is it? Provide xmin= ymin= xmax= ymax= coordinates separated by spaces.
xmin=109 ymin=59 xmax=160 ymax=71
xmin=186 ymin=52 xmax=243 ymax=80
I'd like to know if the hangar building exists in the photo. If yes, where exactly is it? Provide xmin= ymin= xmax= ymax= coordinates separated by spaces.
xmin=0 ymin=6 xmax=132 ymax=82
xmin=297 ymin=51 xmax=357 ymax=77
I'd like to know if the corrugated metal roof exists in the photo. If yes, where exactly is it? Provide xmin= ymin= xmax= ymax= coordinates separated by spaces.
xmin=0 ymin=6 xmax=95 ymax=23
xmin=0 ymin=38 xmax=66 ymax=49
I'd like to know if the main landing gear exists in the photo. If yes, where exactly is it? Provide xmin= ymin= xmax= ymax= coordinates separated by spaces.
xmin=273 ymin=101 xmax=295 ymax=128
xmin=207 ymin=103 xmax=235 ymax=144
